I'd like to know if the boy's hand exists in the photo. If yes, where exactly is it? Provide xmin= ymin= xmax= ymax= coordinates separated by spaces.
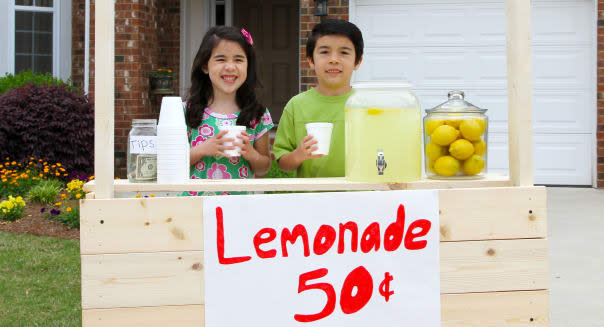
xmin=294 ymin=135 xmax=324 ymax=160
xmin=237 ymin=131 xmax=259 ymax=161
xmin=194 ymin=130 xmax=236 ymax=158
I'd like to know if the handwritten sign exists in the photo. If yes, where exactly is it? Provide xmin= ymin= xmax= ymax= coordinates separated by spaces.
xmin=203 ymin=190 xmax=440 ymax=326
xmin=129 ymin=136 xmax=157 ymax=154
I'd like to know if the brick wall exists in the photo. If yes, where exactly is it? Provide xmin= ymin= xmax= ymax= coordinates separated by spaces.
xmin=72 ymin=0 xmax=180 ymax=177
xmin=599 ymin=2 xmax=604 ymax=187
xmin=300 ymin=0 xmax=349 ymax=92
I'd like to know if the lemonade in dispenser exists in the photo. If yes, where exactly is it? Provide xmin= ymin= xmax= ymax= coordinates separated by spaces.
xmin=424 ymin=90 xmax=488 ymax=179
xmin=345 ymin=82 xmax=422 ymax=182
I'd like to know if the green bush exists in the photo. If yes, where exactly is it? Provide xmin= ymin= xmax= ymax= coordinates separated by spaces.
xmin=56 ymin=206 xmax=79 ymax=229
xmin=0 ymin=70 xmax=72 ymax=95
xmin=27 ymin=179 xmax=62 ymax=205
xmin=263 ymin=160 xmax=294 ymax=179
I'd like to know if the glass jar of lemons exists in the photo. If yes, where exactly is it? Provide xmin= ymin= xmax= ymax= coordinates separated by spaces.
xmin=424 ymin=90 xmax=488 ymax=179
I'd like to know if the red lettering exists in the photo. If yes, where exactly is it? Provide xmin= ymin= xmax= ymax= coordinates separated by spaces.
xmin=313 ymin=225 xmax=336 ymax=255
xmin=281 ymin=224 xmax=310 ymax=257
xmin=340 ymin=266 xmax=373 ymax=314
xmin=253 ymin=228 xmax=277 ymax=259
xmin=337 ymin=222 xmax=358 ymax=254
xmin=384 ymin=204 xmax=405 ymax=251
xmin=294 ymin=268 xmax=336 ymax=322
xmin=404 ymin=219 xmax=431 ymax=250
xmin=360 ymin=222 xmax=380 ymax=253
xmin=216 ymin=207 xmax=251 ymax=265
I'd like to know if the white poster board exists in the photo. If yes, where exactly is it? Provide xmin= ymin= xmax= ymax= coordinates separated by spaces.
xmin=203 ymin=190 xmax=440 ymax=326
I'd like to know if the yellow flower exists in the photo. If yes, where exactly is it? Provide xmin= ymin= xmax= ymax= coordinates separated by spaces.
xmin=89 ymin=175 xmax=95 ymax=180
xmin=76 ymin=193 xmax=82 ymax=199
xmin=39 ymin=173 xmax=43 ymax=177
xmin=60 ymin=194 xmax=66 ymax=199
xmin=66 ymin=207 xmax=72 ymax=212
xmin=150 ymin=194 xmax=156 ymax=197
xmin=135 ymin=194 xmax=142 ymax=198
xmin=11 ymin=161 xmax=16 ymax=165
xmin=1 ymin=179 xmax=6 ymax=182
xmin=55 ymin=202 xmax=62 ymax=206
xmin=57 ymin=163 xmax=62 ymax=167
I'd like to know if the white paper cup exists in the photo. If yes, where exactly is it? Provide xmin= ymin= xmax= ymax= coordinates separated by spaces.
xmin=219 ymin=125 xmax=246 ymax=157
xmin=158 ymin=96 xmax=186 ymax=128
xmin=305 ymin=122 xmax=333 ymax=156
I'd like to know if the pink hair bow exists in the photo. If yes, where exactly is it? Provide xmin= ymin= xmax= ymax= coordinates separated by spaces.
xmin=241 ymin=28 xmax=254 ymax=46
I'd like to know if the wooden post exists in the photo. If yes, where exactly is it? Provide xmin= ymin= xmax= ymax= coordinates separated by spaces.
xmin=506 ymin=0 xmax=534 ymax=186
xmin=94 ymin=1 xmax=115 ymax=199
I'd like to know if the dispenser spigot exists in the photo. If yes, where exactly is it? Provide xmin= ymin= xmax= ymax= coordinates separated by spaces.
xmin=376 ymin=150 xmax=387 ymax=175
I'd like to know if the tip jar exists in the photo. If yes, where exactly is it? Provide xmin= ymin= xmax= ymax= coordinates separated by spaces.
xmin=127 ymin=119 xmax=158 ymax=183
xmin=345 ymin=82 xmax=422 ymax=182
xmin=424 ymin=90 xmax=488 ymax=179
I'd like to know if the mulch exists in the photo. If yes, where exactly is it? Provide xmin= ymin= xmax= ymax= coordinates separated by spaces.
xmin=0 ymin=201 xmax=79 ymax=240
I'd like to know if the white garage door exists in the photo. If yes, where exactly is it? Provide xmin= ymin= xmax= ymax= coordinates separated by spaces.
xmin=351 ymin=0 xmax=595 ymax=185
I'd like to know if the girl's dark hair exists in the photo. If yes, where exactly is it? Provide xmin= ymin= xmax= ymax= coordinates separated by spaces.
xmin=186 ymin=26 xmax=264 ymax=129
xmin=306 ymin=19 xmax=364 ymax=65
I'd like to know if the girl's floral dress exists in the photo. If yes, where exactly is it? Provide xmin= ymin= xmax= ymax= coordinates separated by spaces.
xmin=183 ymin=107 xmax=274 ymax=196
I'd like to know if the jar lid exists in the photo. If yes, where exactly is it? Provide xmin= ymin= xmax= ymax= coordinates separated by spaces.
xmin=131 ymin=119 xmax=158 ymax=126
xmin=426 ymin=90 xmax=486 ymax=113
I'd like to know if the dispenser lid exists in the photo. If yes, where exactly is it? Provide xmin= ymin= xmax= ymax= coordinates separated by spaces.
xmin=352 ymin=80 xmax=412 ymax=89
xmin=426 ymin=90 xmax=486 ymax=113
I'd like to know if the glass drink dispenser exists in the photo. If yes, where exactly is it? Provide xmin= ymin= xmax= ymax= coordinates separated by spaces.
xmin=345 ymin=82 xmax=422 ymax=182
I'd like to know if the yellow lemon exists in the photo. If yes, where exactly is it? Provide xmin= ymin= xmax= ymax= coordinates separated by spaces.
xmin=425 ymin=119 xmax=444 ymax=136
xmin=462 ymin=155 xmax=485 ymax=176
xmin=430 ymin=125 xmax=459 ymax=146
xmin=449 ymin=139 xmax=475 ymax=160
xmin=459 ymin=119 xmax=485 ymax=141
xmin=425 ymin=142 xmax=447 ymax=161
xmin=444 ymin=119 xmax=461 ymax=129
xmin=434 ymin=156 xmax=460 ymax=176
xmin=472 ymin=138 xmax=487 ymax=156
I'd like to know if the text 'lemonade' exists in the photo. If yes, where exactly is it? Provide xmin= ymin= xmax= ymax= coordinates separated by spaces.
xmin=345 ymin=107 xmax=421 ymax=182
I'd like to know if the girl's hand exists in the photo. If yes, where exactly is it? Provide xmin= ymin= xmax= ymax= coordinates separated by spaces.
xmin=294 ymin=135 xmax=324 ymax=161
xmin=237 ymin=131 xmax=259 ymax=161
xmin=193 ymin=130 xmax=236 ymax=158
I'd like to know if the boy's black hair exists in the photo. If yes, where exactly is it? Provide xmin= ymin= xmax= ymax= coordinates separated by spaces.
xmin=186 ymin=26 xmax=264 ymax=129
xmin=306 ymin=19 xmax=364 ymax=65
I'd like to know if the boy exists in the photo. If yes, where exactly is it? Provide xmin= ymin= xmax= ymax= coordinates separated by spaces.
xmin=273 ymin=19 xmax=364 ymax=177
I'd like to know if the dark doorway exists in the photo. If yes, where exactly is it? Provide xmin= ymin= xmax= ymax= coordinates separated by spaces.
xmin=234 ymin=0 xmax=299 ymax=123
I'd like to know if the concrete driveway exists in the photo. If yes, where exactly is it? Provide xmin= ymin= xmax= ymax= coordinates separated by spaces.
xmin=547 ymin=187 xmax=604 ymax=327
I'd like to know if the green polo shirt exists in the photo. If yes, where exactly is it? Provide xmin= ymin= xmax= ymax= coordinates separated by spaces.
xmin=273 ymin=88 xmax=353 ymax=178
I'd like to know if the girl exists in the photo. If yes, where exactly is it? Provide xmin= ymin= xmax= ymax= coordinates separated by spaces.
xmin=185 ymin=26 xmax=273 ymax=195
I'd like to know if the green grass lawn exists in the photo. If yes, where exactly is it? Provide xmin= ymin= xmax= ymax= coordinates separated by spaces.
xmin=0 ymin=232 xmax=81 ymax=327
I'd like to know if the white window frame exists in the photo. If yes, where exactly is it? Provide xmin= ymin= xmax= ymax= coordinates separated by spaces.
xmin=7 ymin=0 xmax=71 ymax=81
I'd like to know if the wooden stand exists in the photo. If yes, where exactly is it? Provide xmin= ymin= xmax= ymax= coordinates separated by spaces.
xmin=82 ymin=1 xmax=547 ymax=326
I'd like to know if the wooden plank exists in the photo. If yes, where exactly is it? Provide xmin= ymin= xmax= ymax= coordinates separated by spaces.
xmin=438 ymin=186 xmax=546 ymax=241
xmin=81 ymin=239 xmax=547 ymax=309
xmin=82 ymin=290 xmax=548 ymax=326
xmin=81 ymin=251 xmax=204 ymax=310
xmin=506 ymin=0 xmax=534 ymax=186
xmin=82 ymin=174 xmax=511 ymax=193
xmin=442 ymin=290 xmax=549 ymax=327
xmin=440 ymin=239 xmax=548 ymax=294
xmin=94 ymin=0 xmax=115 ymax=199
xmin=83 ymin=305 xmax=204 ymax=327
xmin=80 ymin=197 xmax=203 ymax=255
xmin=79 ymin=187 xmax=545 ymax=254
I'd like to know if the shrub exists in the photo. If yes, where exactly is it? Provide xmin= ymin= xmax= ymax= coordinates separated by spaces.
xmin=0 ymin=70 xmax=72 ymax=95
xmin=27 ymin=179 xmax=62 ymax=205
xmin=57 ymin=206 xmax=79 ymax=229
xmin=0 ymin=195 xmax=26 ymax=221
xmin=263 ymin=160 xmax=294 ymax=179
xmin=0 ymin=84 xmax=94 ymax=175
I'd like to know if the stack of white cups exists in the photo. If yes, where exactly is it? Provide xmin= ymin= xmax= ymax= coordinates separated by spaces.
xmin=157 ymin=96 xmax=190 ymax=184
